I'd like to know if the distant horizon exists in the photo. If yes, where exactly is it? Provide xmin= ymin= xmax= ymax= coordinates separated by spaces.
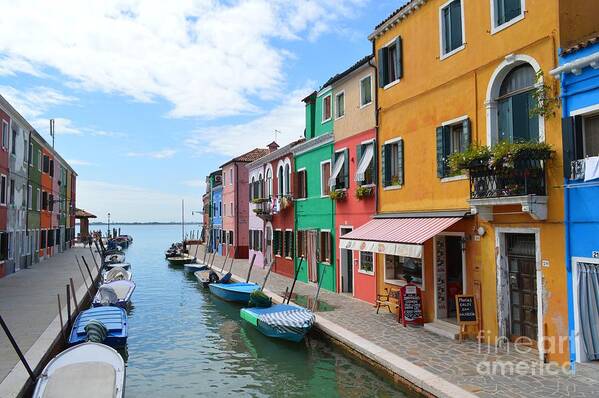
xmin=86 ymin=221 xmax=203 ymax=226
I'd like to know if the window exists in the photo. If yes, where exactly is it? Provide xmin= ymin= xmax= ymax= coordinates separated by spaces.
xmin=38 ymin=150 xmax=41 ymax=171
xmin=228 ymin=231 xmax=234 ymax=246
xmin=278 ymin=165 xmax=284 ymax=195
xmin=385 ymin=255 xmax=423 ymax=286
xmin=329 ymin=149 xmax=348 ymax=190
xmin=322 ymin=94 xmax=332 ymax=123
xmin=296 ymin=169 xmax=307 ymax=199
xmin=284 ymin=164 xmax=290 ymax=195
xmin=273 ymin=230 xmax=282 ymax=256
xmin=319 ymin=230 xmax=331 ymax=263
xmin=583 ymin=114 xmax=599 ymax=157
xmin=436 ymin=118 xmax=471 ymax=178
xmin=296 ymin=230 xmax=307 ymax=258
xmin=492 ymin=0 xmax=523 ymax=30
xmin=265 ymin=168 xmax=272 ymax=197
xmin=230 ymin=169 xmax=233 ymax=185
xmin=25 ymin=140 xmax=29 ymax=164
xmin=359 ymin=251 xmax=374 ymax=274
xmin=49 ymin=159 xmax=54 ymax=177
xmin=335 ymin=91 xmax=345 ymax=119
xmin=495 ymin=64 xmax=539 ymax=144
xmin=36 ymin=188 xmax=41 ymax=211
xmin=360 ymin=75 xmax=372 ymax=107
xmin=0 ymin=175 xmax=6 ymax=205
xmin=0 ymin=232 xmax=7 ymax=260
xmin=320 ymin=161 xmax=331 ymax=196
xmin=8 ymin=232 xmax=13 ymax=260
xmin=42 ymin=155 xmax=50 ymax=174
xmin=356 ymin=141 xmax=375 ymax=185
xmin=27 ymin=185 xmax=32 ymax=210
xmin=42 ymin=191 xmax=48 ymax=211
xmin=230 ymin=203 xmax=233 ymax=216
xmin=250 ymin=230 xmax=262 ymax=251
xmin=565 ymin=113 xmax=599 ymax=179
xmin=284 ymin=230 xmax=293 ymax=258
xmin=11 ymin=128 xmax=17 ymax=155
xmin=48 ymin=230 xmax=54 ymax=247
xmin=382 ymin=139 xmax=404 ymax=187
xmin=49 ymin=194 xmax=54 ymax=211
xmin=1 ymin=121 xmax=8 ymax=150
xmin=440 ymin=0 xmax=464 ymax=57
xmin=9 ymin=179 xmax=14 ymax=205
xmin=21 ymin=184 xmax=26 ymax=207
xmin=378 ymin=36 xmax=402 ymax=87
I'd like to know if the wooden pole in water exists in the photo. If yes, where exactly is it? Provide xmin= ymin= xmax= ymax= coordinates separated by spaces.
xmin=209 ymin=246 xmax=217 ymax=269
xmin=220 ymin=247 xmax=230 ymax=273
xmin=0 ymin=315 xmax=36 ymax=381
xmin=246 ymin=253 xmax=256 ymax=283
xmin=312 ymin=266 xmax=326 ymax=312
xmin=81 ymin=256 xmax=95 ymax=284
xmin=69 ymin=278 xmax=79 ymax=314
xmin=89 ymin=244 xmax=99 ymax=270
xmin=260 ymin=258 xmax=274 ymax=291
xmin=193 ymin=231 xmax=200 ymax=261
xmin=75 ymin=259 xmax=93 ymax=301
xmin=286 ymin=256 xmax=304 ymax=304
xmin=227 ymin=248 xmax=237 ymax=273
xmin=201 ymin=233 xmax=210 ymax=265
xmin=57 ymin=294 xmax=65 ymax=342
xmin=66 ymin=285 xmax=72 ymax=330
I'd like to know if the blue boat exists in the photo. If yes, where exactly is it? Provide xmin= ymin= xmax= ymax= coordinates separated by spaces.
xmin=68 ymin=306 xmax=128 ymax=348
xmin=240 ymin=304 xmax=315 ymax=343
xmin=208 ymin=282 xmax=260 ymax=303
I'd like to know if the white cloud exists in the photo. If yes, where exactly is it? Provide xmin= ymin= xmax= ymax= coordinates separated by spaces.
xmin=77 ymin=179 xmax=199 ymax=222
xmin=0 ymin=0 xmax=365 ymax=118
xmin=0 ymin=85 xmax=75 ymax=120
xmin=67 ymin=159 xmax=94 ymax=166
xmin=182 ymin=179 xmax=206 ymax=190
xmin=127 ymin=148 xmax=176 ymax=159
xmin=185 ymin=88 xmax=307 ymax=157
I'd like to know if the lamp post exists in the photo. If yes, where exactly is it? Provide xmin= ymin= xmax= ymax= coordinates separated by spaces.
xmin=107 ymin=212 xmax=111 ymax=238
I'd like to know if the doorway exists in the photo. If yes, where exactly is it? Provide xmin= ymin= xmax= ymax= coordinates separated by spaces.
xmin=506 ymin=233 xmax=538 ymax=342
xmin=340 ymin=226 xmax=353 ymax=293
xmin=434 ymin=235 xmax=464 ymax=323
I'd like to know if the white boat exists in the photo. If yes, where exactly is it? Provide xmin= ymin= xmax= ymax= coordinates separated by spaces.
xmin=93 ymin=280 xmax=136 ymax=308
xmin=183 ymin=261 xmax=209 ymax=272
xmin=104 ymin=253 xmax=125 ymax=264
xmin=105 ymin=262 xmax=131 ymax=271
xmin=33 ymin=342 xmax=125 ymax=398
xmin=102 ymin=267 xmax=132 ymax=283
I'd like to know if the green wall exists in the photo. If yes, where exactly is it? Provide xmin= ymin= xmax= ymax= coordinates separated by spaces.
xmin=28 ymin=139 xmax=41 ymax=230
xmin=294 ymin=141 xmax=336 ymax=292
xmin=315 ymin=88 xmax=333 ymax=137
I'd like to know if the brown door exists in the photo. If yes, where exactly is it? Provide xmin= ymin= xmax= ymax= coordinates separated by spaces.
xmin=507 ymin=234 xmax=538 ymax=343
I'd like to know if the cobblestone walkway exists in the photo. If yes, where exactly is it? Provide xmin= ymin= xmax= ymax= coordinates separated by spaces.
xmin=192 ymin=245 xmax=599 ymax=398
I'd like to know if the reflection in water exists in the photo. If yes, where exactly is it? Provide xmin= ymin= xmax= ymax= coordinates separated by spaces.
xmin=114 ymin=224 xmax=406 ymax=397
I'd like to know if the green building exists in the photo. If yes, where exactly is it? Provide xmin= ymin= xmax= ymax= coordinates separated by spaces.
xmin=293 ymin=89 xmax=336 ymax=292
xmin=27 ymin=137 xmax=42 ymax=263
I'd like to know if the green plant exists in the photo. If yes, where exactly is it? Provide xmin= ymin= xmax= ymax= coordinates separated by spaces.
xmin=251 ymin=198 xmax=269 ymax=204
xmin=529 ymin=70 xmax=560 ymax=118
xmin=329 ymin=189 xmax=346 ymax=200
xmin=447 ymin=145 xmax=491 ymax=173
xmin=356 ymin=185 xmax=374 ymax=200
xmin=391 ymin=176 xmax=401 ymax=186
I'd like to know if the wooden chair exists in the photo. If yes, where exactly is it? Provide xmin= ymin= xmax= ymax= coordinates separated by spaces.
xmin=375 ymin=288 xmax=400 ymax=314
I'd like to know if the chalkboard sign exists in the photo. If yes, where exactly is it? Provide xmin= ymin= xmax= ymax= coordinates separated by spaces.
xmin=455 ymin=295 xmax=478 ymax=324
xmin=399 ymin=284 xmax=424 ymax=327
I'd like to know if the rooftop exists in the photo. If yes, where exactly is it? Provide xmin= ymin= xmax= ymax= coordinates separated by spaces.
xmin=562 ymin=33 xmax=599 ymax=55
xmin=368 ymin=0 xmax=425 ymax=41
xmin=320 ymin=55 xmax=373 ymax=90
xmin=75 ymin=208 xmax=97 ymax=219
xmin=221 ymin=147 xmax=270 ymax=167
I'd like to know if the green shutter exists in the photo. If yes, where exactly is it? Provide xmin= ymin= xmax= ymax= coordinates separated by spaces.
xmin=378 ymin=47 xmax=388 ymax=87
xmin=461 ymin=118 xmax=471 ymax=152
xmin=273 ymin=231 xmax=279 ymax=255
xmin=397 ymin=140 xmax=404 ymax=185
xmin=436 ymin=126 xmax=445 ymax=178
xmin=343 ymin=148 xmax=349 ymax=189
xmin=290 ymin=231 xmax=294 ymax=259
xmin=562 ymin=116 xmax=576 ymax=178
xmin=381 ymin=144 xmax=388 ymax=186
xmin=395 ymin=36 xmax=403 ymax=79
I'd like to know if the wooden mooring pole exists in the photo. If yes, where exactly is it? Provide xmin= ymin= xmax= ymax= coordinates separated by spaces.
xmin=246 ymin=254 xmax=256 ymax=283
xmin=81 ymin=256 xmax=95 ymax=284
xmin=75 ymin=260 xmax=93 ymax=301
xmin=69 ymin=278 xmax=79 ymax=314
xmin=66 ymin=285 xmax=72 ymax=330
xmin=0 ymin=315 xmax=36 ymax=381
xmin=57 ymin=294 xmax=65 ymax=343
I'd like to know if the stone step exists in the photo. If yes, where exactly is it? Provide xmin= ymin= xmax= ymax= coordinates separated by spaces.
xmin=424 ymin=320 xmax=460 ymax=340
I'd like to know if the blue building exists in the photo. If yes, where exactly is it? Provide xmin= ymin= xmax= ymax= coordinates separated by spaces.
xmin=211 ymin=184 xmax=223 ymax=255
xmin=552 ymin=37 xmax=599 ymax=365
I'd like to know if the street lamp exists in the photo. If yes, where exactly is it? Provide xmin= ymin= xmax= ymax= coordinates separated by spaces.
xmin=107 ymin=212 xmax=111 ymax=238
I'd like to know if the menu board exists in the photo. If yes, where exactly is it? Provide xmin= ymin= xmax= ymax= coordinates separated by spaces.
xmin=399 ymin=284 xmax=424 ymax=327
xmin=455 ymin=295 xmax=478 ymax=324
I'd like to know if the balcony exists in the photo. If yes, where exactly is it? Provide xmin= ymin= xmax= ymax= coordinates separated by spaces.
xmin=468 ymin=159 xmax=548 ymax=221
xmin=251 ymin=195 xmax=293 ymax=221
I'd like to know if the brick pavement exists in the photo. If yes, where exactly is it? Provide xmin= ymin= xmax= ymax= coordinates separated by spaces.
xmin=192 ymin=244 xmax=599 ymax=398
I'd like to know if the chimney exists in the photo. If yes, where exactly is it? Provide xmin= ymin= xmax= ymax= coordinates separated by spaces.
xmin=267 ymin=141 xmax=279 ymax=153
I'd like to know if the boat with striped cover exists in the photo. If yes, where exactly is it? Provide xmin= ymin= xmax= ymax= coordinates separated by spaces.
xmin=68 ymin=307 xmax=128 ymax=348
xmin=240 ymin=304 xmax=315 ymax=343
xmin=208 ymin=282 xmax=260 ymax=303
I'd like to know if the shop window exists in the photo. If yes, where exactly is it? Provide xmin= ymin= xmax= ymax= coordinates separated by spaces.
xmin=359 ymin=251 xmax=374 ymax=274
xmin=319 ymin=230 xmax=331 ymax=263
xmin=384 ymin=255 xmax=423 ymax=286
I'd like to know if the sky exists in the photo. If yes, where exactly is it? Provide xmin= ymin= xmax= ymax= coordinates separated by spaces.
xmin=0 ymin=0 xmax=404 ymax=223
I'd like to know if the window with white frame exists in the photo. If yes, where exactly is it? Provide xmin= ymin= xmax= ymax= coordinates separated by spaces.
xmin=11 ymin=128 xmax=17 ymax=155
xmin=21 ymin=184 xmax=26 ymax=207
xmin=329 ymin=149 xmax=348 ymax=190
xmin=284 ymin=230 xmax=293 ymax=258
xmin=36 ymin=188 xmax=41 ymax=211
xmin=384 ymin=255 xmax=423 ymax=286
xmin=359 ymin=251 xmax=374 ymax=273
xmin=356 ymin=141 xmax=375 ymax=185
xmin=319 ymin=230 xmax=331 ymax=263
xmin=583 ymin=114 xmax=599 ymax=157
xmin=320 ymin=161 xmax=331 ymax=196
xmin=284 ymin=163 xmax=290 ymax=195
xmin=436 ymin=118 xmax=471 ymax=178
xmin=335 ymin=91 xmax=345 ymax=119
xmin=1 ymin=121 xmax=8 ymax=150
xmin=322 ymin=94 xmax=332 ymax=122
xmin=265 ymin=168 xmax=272 ymax=198
xmin=9 ymin=179 xmax=14 ymax=205
xmin=360 ymin=75 xmax=372 ymax=107
xmin=278 ymin=165 xmax=284 ymax=195
xmin=492 ymin=0 xmax=524 ymax=31
xmin=381 ymin=139 xmax=404 ymax=187
xmin=37 ymin=150 xmax=41 ymax=171
xmin=440 ymin=0 xmax=464 ymax=56
xmin=378 ymin=36 xmax=402 ymax=87
xmin=27 ymin=185 xmax=32 ymax=210
xmin=273 ymin=229 xmax=282 ymax=256
xmin=0 ymin=175 xmax=6 ymax=205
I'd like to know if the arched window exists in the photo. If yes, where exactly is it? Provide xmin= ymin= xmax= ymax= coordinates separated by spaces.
xmin=496 ymin=64 xmax=539 ymax=144
xmin=278 ymin=166 xmax=284 ymax=196
xmin=258 ymin=173 xmax=263 ymax=198
xmin=284 ymin=164 xmax=290 ymax=195
xmin=250 ymin=176 xmax=255 ymax=200
xmin=265 ymin=168 xmax=272 ymax=198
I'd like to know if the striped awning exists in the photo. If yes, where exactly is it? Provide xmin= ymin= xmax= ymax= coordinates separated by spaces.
xmin=339 ymin=217 xmax=462 ymax=258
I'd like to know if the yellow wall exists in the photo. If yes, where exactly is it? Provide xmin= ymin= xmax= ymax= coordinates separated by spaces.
xmin=373 ymin=0 xmax=569 ymax=363
xmin=332 ymin=64 xmax=376 ymax=140
xmin=558 ymin=0 xmax=599 ymax=49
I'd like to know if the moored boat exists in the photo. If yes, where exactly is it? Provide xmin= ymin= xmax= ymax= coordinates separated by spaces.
xmin=93 ymin=280 xmax=136 ymax=308
xmin=167 ymin=254 xmax=196 ymax=266
xmin=208 ymin=282 xmax=260 ymax=303
xmin=194 ymin=269 xmax=220 ymax=288
xmin=102 ymin=266 xmax=132 ymax=283
xmin=68 ymin=307 xmax=128 ymax=348
xmin=32 ymin=342 xmax=125 ymax=398
xmin=105 ymin=262 xmax=131 ymax=271
xmin=183 ymin=262 xmax=209 ymax=272
xmin=104 ymin=253 xmax=125 ymax=264
xmin=240 ymin=304 xmax=315 ymax=343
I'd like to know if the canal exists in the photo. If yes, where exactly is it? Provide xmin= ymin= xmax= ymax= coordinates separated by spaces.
xmin=113 ymin=224 xmax=408 ymax=397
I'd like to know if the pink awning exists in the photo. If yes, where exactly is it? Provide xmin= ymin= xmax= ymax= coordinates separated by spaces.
xmin=339 ymin=217 xmax=462 ymax=258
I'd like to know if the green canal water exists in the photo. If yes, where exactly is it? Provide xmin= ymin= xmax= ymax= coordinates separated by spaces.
xmin=111 ymin=224 xmax=408 ymax=397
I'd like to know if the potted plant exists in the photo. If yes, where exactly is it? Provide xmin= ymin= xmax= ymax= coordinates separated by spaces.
xmin=356 ymin=185 xmax=374 ymax=200
xmin=329 ymin=189 xmax=346 ymax=200
xmin=447 ymin=145 xmax=492 ymax=174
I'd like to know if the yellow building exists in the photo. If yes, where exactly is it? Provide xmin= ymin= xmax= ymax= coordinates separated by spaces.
xmin=337 ymin=0 xmax=598 ymax=364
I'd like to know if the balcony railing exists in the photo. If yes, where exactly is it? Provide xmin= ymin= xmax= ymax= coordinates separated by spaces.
xmin=469 ymin=159 xmax=546 ymax=200
xmin=251 ymin=195 xmax=293 ymax=220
